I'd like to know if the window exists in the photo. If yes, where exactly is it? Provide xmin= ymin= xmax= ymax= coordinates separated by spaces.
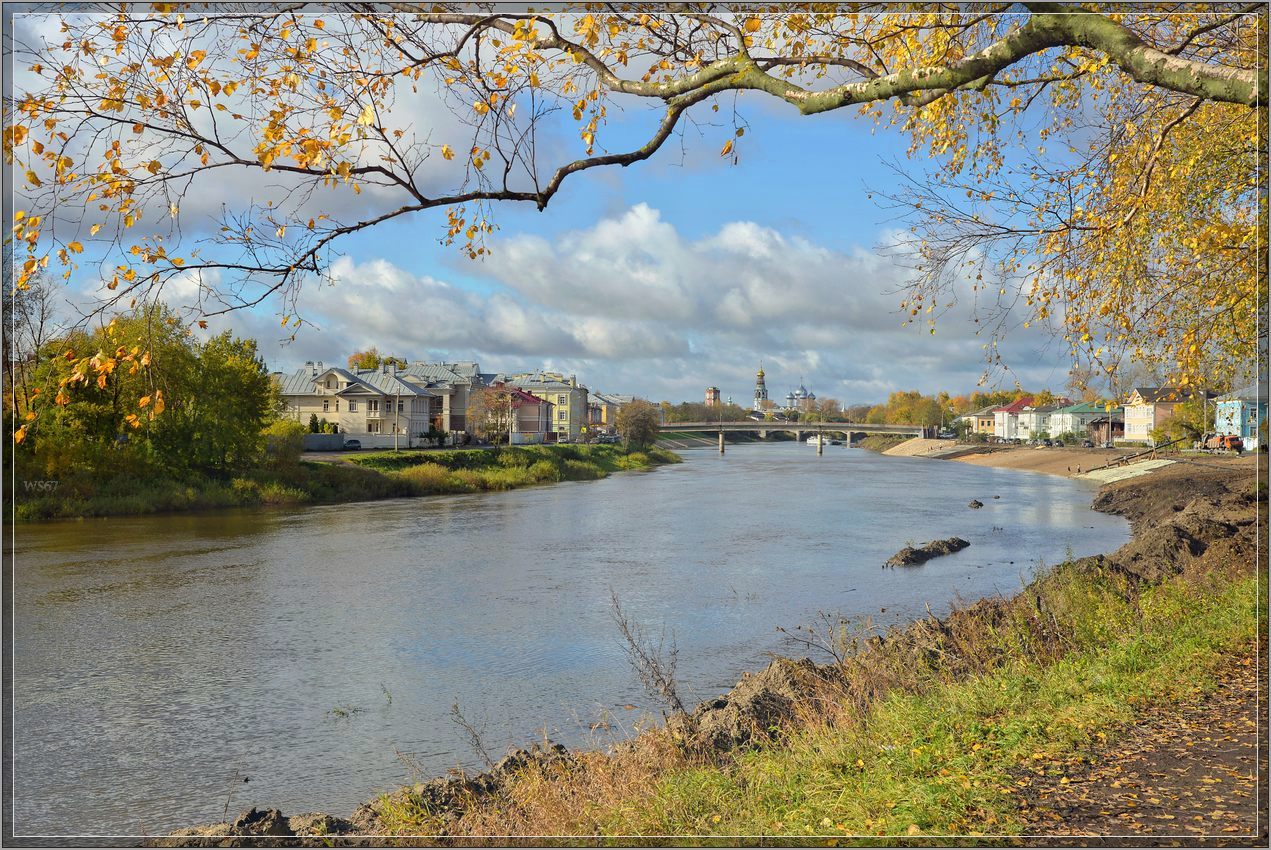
xmin=557 ymin=394 xmax=567 ymax=406
xmin=335 ymin=400 xmax=339 ymax=412
xmin=368 ymin=421 xmax=380 ymax=434
xmin=558 ymin=410 xmax=567 ymax=421
xmin=398 ymin=400 xmax=404 ymax=412
xmin=322 ymin=400 xmax=329 ymax=412
xmin=369 ymin=400 xmax=379 ymax=413
xmin=348 ymin=401 xmax=357 ymax=412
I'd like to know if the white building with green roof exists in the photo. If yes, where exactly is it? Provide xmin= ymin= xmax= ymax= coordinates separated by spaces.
xmin=1050 ymin=401 xmax=1122 ymax=438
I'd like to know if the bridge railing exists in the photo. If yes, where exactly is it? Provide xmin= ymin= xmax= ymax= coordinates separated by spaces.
xmin=658 ymin=420 xmax=927 ymax=434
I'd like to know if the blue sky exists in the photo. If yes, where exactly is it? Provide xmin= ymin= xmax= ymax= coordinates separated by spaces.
xmin=285 ymin=98 xmax=1069 ymax=406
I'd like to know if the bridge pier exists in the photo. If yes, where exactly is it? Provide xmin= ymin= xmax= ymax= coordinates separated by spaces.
xmin=718 ymin=430 xmax=725 ymax=455
xmin=816 ymin=431 xmax=823 ymax=455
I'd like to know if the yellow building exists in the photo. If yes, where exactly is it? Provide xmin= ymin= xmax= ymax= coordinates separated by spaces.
xmin=496 ymin=371 xmax=591 ymax=439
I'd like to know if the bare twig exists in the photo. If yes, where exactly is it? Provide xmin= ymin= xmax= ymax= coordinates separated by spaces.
xmin=609 ymin=589 xmax=687 ymax=718
xmin=449 ymin=702 xmax=496 ymax=770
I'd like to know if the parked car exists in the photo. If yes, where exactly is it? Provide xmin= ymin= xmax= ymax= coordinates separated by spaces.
xmin=937 ymin=430 xmax=956 ymax=439
xmin=343 ymin=439 xmax=362 ymax=450
xmin=597 ymin=434 xmax=620 ymax=444
xmin=1081 ymin=440 xmax=1094 ymax=448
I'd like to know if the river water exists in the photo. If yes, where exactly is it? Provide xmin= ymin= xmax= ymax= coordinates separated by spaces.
xmin=10 ymin=443 xmax=1129 ymax=837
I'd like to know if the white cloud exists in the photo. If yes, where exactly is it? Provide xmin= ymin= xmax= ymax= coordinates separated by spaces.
xmin=192 ymin=204 xmax=1070 ymax=402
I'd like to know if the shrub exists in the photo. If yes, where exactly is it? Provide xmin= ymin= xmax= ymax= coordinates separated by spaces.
xmin=527 ymin=460 xmax=562 ymax=483
xmin=263 ymin=419 xmax=307 ymax=468
xmin=561 ymin=459 xmax=604 ymax=481
xmin=398 ymin=462 xmax=463 ymax=494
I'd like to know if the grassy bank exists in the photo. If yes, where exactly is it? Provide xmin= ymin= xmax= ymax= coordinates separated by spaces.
xmin=372 ymin=555 xmax=1259 ymax=841
xmin=347 ymin=444 xmax=681 ymax=494
xmin=855 ymin=434 xmax=911 ymax=453
xmin=11 ymin=444 xmax=680 ymax=520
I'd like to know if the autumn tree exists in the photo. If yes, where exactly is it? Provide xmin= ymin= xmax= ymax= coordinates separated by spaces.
xmin=17 ymin=304 xmax=274 ymax=476
xmin=466 ymin=384 xmax=516 ymax=444
xmin=615 ymin=399 xmax=660 ymax=450
xmin=817 ymin=398 xmax=842 ymax=420
xmin=662 ymin=400 xmax=750 ymax=423
xmin=3 ymin=272 xmax=60 ymax=418
xmin=1165 ymin=396 xmax=1217 ymax=443
xmin=347 ymin=347 xmax=407 ymax=371
xmin=4 ymin=5 xmax=1264 ymax=439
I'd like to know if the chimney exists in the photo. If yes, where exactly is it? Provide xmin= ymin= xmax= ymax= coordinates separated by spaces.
xmin=307 ymin=360 xmax=317 ymax=375
xmin=570 ymin=374 xmax=577 ymax=387
xmin=388 ymin=362 xmax=397 ymax=375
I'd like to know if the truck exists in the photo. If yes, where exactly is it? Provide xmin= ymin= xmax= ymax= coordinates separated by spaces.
xmin=1203 ymin=434 xmax=1243 ymax=453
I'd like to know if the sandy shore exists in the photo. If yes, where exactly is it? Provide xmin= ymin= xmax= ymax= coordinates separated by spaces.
xmin=946 ymin=443 xmax=1258 ymax=480
xmin=878 ymin=436 xmax=1260 ymax=479
xmin=881 ymin=437 xmax=959 ymax=457
xmin=952 ymin=445 xmax=1123 ymax=477
xmin=881 ymin=437 xmax=1125 ymax=475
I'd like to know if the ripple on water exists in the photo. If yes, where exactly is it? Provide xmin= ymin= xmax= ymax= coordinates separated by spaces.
xmin=11 ymin=443 xmax=1128 ymax=835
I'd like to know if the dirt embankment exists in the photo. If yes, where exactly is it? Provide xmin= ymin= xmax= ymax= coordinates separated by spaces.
xmin=157 ymin=463 xmax=1263 ymax=846
xmin=881 ymin=437 xmax=957 ymax=457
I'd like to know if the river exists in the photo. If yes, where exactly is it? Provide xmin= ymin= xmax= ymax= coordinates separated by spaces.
xmin=10 ymin=442 xmax=1129 ymax=837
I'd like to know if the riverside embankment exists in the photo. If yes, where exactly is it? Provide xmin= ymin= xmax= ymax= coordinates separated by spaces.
xmin=10 ymin=443 xmax=680 ymax=520
xmin=159 ymin=457 xmax=1262 ymax=844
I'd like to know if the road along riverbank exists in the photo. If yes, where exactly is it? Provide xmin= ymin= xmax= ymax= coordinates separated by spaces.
xmin=158 ymin=459 xmax=1262 ymax=844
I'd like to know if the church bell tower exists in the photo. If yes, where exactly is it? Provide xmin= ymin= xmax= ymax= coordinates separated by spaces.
xmin=753 ymin=363 xmax=768 ymax=411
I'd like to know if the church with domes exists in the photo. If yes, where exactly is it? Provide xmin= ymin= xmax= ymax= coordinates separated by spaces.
xmin=785 ymin=381 xmax=817 ymax=414
xmin=751 ymin=363 xmax=818 ymax=415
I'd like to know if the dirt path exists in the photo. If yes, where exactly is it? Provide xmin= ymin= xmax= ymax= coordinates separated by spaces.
xmin=1019 ymin=647 xmax=1267 ymax=845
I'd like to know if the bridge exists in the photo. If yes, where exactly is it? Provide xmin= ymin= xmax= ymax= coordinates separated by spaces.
xmin=658 ymin=420 xmax=927 ymax=453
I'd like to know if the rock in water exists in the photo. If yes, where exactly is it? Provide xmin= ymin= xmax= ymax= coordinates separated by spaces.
xmin=968 ymin=499 xmax=984 ymax=508
xmin=885 ymin=537 xmax=971 ymax=567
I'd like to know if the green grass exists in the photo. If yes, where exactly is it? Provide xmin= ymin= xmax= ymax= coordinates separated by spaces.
xmin=628 ymin=571 xmax=1256 ymax=840
xmin=11 ymin=445 xmax=681 ymax=520
xmin=349 ymin=443 xmax=678 ymax=473
xmin=856 ymin=434 xmax=912 ymax=453
xmin=383 ymin=556 xmax=1260 ymax=841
